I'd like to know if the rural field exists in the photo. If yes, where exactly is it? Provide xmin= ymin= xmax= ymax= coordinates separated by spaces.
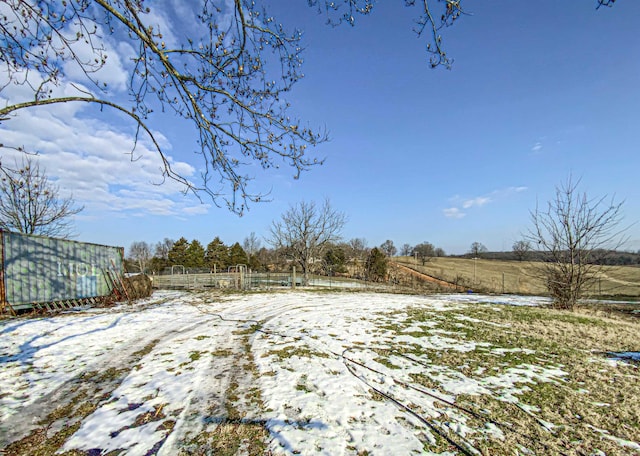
xmin=1 ymin=290 xmax=639 ymax=455
xmin=394 ymin=257 xmax=640 ymax=298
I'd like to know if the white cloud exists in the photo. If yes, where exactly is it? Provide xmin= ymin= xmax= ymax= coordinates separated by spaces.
xmin=0 ymin=102 xmax=206 ymax=219
xmin=462 ymin=196 xmax=491 ymax=209
xmin=0 ymin=7 xmax=212 ymax=221
xmin=58 ymin=22 xmax=129 ymax=92
xmin=137 ymin=5 xmax=179 ymax=49
xmin=444 ymin=186 xmax=528 ymax=219
xmin=443 ymin=207 xmax=465 ymax=219
xmin=531 ymin=142 xmax=543 ymax=153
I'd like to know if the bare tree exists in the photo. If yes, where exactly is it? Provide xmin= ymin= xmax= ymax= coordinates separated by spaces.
xmin=0 ymin=1 xmax=467 ymax=213
xmin=345 ymin=237 xmax=368 ymax=277
xmin=269 ymin=199 xmax=346 ymax=285
xmin=347 ymin=238 xmax=369 ymax=260
xmin=469 ymin=242 xmax=487 ymax=258
xmin=0 ymin=156 xmax=83 ymax=238
xmin=512 ymin=240 xmax=531 ymax=261
xmin=414 ymin=241 xmax=435 ymax=265
xmin=527 ymin=177 xmax=627 ymax=310
xmin=380 ymin=240 xmax=397 ymax=257
xmin=243 ymin=232 xmax=262 ymax=257
xmin=128 ymin=241 xmax=152 ymax=273
xmin=154 ymin=238 xmax=175 ymax=261
xmin=400 ymin=243 xmax=413 ymax=257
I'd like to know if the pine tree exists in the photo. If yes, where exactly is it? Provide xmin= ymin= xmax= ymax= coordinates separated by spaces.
xmin=206 ymin=237 xmax=229 ymax=271
xmin=168 ymin=237 xmax=190 ymax=266
xmin=186 ymin=239 xmax=206 ymax=268
xmin=365 ymin=247 xmax=387 ymax=282
xmin=228 ymin=242 xmax=248 ymax=266
xmin=324 ymin=246 xmax=347 ymax=274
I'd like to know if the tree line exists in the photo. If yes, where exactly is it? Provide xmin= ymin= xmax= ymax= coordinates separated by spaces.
xmin=126 ymin=233 xmax=393 ymax=284
xmin=1 ymin=154 xmax=631 ymax=312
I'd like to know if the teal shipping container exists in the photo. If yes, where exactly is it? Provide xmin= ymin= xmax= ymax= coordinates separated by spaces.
xmin=0 ymin=231 xmax=124 ymax=312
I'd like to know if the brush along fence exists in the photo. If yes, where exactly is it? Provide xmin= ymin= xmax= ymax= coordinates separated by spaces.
xmin=0 ymin=230 xmax=125 ymax=314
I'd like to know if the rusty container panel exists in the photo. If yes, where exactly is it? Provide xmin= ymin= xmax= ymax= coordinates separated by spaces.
xmin=1 ymin=231 xmax=123 ymax=309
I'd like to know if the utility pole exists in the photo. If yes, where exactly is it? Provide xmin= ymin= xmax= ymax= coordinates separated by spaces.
xmin=473 ymin=257 xmax=477 ymax=285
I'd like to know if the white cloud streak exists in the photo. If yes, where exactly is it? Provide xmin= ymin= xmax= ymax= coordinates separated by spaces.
xmin=462 ymin=196 xmax=491 ymax=209
xmin=443 ymin=207 xmax=465 ymax=219
xmin=444 ymin=186 xmax=528 ymax=220
xmin=0 ymin=101 xmax=207 ymax=218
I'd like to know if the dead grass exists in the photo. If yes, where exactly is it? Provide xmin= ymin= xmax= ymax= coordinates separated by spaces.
xmin=395 ymin=256 xmax=640 ymax=297
xmin=180 ymin=329 xmax=271 ymax=455
xmin=385 ymin=302 xmax=640 ymax=454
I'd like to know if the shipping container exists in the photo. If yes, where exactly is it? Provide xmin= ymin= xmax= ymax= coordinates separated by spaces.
xmin=0 ymin=230 xmax=124 ymax=312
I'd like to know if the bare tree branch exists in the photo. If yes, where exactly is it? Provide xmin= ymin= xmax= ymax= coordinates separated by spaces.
xmin=0 ymin=1 xmax=613 ymax=214
xmin=0 ymin=0 xmax=328 ymax=213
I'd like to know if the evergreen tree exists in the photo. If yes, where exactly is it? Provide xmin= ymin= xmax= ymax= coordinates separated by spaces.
xmin=186 ymin=239 xmax=206 ymax=268
xmin=323 ymin=246 xmax=347 ymax=274
xmin=206 ymin=237 xmax=229 ymax=271
xmin=228 ymin=242 xmax=249 ymax=266
xmin=247 ymin=254 xmax=262 ymax=272
xmin=168 ymin=237 xmax=190 ymax=266
xmin=365 ymin=247 xmax=387 ymax=282
xmin=250 ymin=247 xmax=272 ymax=272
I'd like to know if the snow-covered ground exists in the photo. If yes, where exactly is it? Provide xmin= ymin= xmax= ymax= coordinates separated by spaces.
xmin=0 ymin=291 xmax=637 ymax=455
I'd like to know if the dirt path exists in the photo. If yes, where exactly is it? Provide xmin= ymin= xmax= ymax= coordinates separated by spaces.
xmin=390 ymin=261 xmax=466 ymax=291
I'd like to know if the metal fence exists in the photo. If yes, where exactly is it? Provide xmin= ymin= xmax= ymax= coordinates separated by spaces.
xmin=0 ymin=230 xmax=124 ymax=313
xmin=150 ymin=271 xmax=375 ymax=291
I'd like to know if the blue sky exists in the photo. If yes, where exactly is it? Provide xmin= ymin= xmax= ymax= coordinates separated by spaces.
xmin=1 ymin=0 xmax=639 ymax=254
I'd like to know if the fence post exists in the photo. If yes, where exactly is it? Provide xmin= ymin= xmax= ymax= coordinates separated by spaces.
xmin=292 ymin=266 xmax=296 ymax=289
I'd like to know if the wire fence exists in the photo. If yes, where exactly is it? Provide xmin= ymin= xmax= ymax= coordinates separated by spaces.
xmin=150 ymin=271 xmax=383 ymax=291
xmin=150 ymin=261 xmax=640 ymax=299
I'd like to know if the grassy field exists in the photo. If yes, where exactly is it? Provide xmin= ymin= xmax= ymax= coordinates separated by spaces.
xmin=394 ymin=256 xmax=640 ymax=298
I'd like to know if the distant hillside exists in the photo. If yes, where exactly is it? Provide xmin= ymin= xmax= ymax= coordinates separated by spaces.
xmin=449 ymin=250 xmax=640 ymax=266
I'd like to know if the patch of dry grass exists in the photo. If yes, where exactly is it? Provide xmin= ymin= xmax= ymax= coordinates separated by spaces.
xmin=180 ymin=329 xmax=271 ymax=455
xmin=395 ymin=256 xmax=640 ymax=297
xmin=391 ymin=302 xmax=640 ymax=454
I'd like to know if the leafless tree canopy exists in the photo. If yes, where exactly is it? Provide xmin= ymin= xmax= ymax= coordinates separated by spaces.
xmin=469 ymin=241 xmax=487 ymax=257
xmin=308 ymin=0 xmax=465 ymax=69
xmin=414 ymin=241 xmax=435 ymax=264
xmin=153 ymin=238 xmax=174 ymax=260
xmin=128 ymin=240 xmax=152 ymax=273
xmin=0 ymin=0 xmax=466 ymax=213
xmin=269 ymin=199 xmax=346 ymax=285
xmin=512 ymin=240 xmax=531 ymax=261
xmin=380 ymin=240 xmax=397 ymax=257
xmin=0 ymin=156 xmax=83 ymax=238
xmin=527 ymin=177 xmax=627 ymax=309
xmin=242 ymin=231 xmax=261 ymax=257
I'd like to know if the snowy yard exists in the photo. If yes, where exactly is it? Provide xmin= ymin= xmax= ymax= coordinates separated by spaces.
xmin=1 ymin=290 xmax=639 ymax=455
